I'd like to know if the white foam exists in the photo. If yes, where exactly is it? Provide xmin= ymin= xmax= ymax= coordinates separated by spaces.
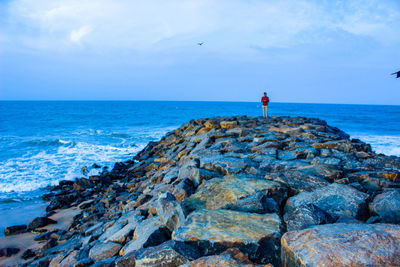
xmin=0 ymin=126 xmax=177 ymax=194
xmin=350 ymin=134 xmax=400 ymax=157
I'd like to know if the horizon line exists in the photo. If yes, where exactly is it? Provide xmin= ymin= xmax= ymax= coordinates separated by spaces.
xmin=0 ymin=100 xmax=399 ymax=107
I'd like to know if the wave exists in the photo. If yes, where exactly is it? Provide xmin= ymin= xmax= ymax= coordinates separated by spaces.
xmin=0 ymin=125 xmax=178 ymax=194
xmin=350 ymin=133 xmax=400 ymax=157
xmin=0 ymin=141 xmax=145 ymax=194
xmin=23 ymin=138 xmax=74 ymax=147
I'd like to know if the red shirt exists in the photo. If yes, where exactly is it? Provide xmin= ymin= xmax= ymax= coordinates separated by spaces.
xmin=261 ymin=96 xmax=269 ymax=106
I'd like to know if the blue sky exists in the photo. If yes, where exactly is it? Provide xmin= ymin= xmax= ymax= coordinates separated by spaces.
xmin=0 ymin=0 xmax=399 ymax=104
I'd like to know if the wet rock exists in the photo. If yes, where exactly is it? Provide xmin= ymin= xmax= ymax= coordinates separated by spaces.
xmin=283 ymin=203 xmax=335 ymax=231
xmin=120 ymin=216 xmax=171 ymax=256
xmin=282 ymin=223 xmax=400 ymax=267
xmin=285 ymin=183 xmax=369 ymax=222
xmin=4 ymin=224 xmax=27 ymax=236
xmin=89 ymin=242 xmax=122 ymax=261
xmin=41 ymin=235 xmax=83 ymax=256
xmin=28 ymin=216 xmax=58 ymax=230
xmin=183 ymin=175 xmax=286 ymax=213
xmin=369 ymin=190 xmax=400 ymax=223
xmin=0 ymin=247 xmax=20 ymax=257
xmin=172 ymin=209 xmax=282 ymax=265
xmin=22 ymin=248 xmax=37 ymax=259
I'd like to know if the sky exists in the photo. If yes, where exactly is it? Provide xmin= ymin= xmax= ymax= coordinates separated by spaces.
xmin=0 ymin=0 xmax=399 ymax=104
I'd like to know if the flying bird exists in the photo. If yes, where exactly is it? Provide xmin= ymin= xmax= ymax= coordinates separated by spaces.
xmin=197 ymin=42 xmax=204 ymax=46
xmin=392 ymin=71 xmax=400 ymax=78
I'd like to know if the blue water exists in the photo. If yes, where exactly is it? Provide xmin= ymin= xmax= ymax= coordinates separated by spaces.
xmin=0 ymin=101 xmax=399 ymax=233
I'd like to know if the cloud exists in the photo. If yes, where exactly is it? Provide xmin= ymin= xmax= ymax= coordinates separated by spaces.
xmin=1 ymin=0 xmax=400 ymax=53
xmin=70 ymin=25 xmax=92 ymax=43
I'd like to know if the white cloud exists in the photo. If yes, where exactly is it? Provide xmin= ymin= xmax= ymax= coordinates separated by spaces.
xmin=70 ymin=25 xmax=92 ymax=43
xmin=1 ymin=0 xmax=400 ymax=53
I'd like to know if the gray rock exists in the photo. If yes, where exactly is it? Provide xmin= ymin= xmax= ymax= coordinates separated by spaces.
xmin=28 ymin=216 xmax=57 ymax=230
xmin=120 ymin=216 xmax=171 ymax=256
xmin=369 ymin=190 xmax=400 ymax=223
xmin=265 ymin=169 xmax=329 ymax=194
xmin=172 ymin=209 xmax=282 ymax=265
xmin=89 ymin=242 xmax=122 ymax=261
xmin=4 ymin=224 xmax=27 ymax=236
xmin=107 ymin=215 xmax=142 ymax=243
xmin=284 ymin=203 xmax=335 ymax=231
xmin=282 ymin=223 xmax=400 ymax=267
xmin=285 ymin=183 xmax=369 ymax=222
xmin=183 ymin=175 xmax=286 ymax=213
xmin=98 ymin=221 xmax=127 ymax=241
xmin=154 ymin=192 xmax=185 ymax=232
xmin=134 ymin=241 xmax=189 ymax=267
xmin=223 ymin=191 xmax=279 ymax=214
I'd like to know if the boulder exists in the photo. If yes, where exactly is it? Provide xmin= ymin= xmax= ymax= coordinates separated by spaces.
xmin=172 ymin=209 xmax=282 ymax=265
xmin=28 ymin=217 xmax=57 ymax=230
xmin=183 ymin=175 xmax=286 ymax=213
xmin=223 ymin=191 xmax=279 ymax=214
xmin=265 ymin=169 xmax=329 ymax=194
xmin=283 ymin=204 xmax=335 ymax=231
xmin=89 ymin=242 xmax=122 ymax=261
xmin=297 ymin=164 xmax=343 ymax=182
xmin=220 ymin=121 xmax=238 ymax=129
xmin=134 ymin=241 xmax=189 ymax=267
xmin=181 ymin=248 xmax=267 ymax=267
xmin=285 ymin=183 xmax=369 ymax=222
xmin=282 ymin=223 xmax=400 ymax=267
xmin=369 ymin=190 xmax=400 ymax=223
xmin=107 ymin=216 xmax=143 ymax=243
xmin=120 ymin=216 xmax=171 ymax=256
xmin=154 ymin=192 xmax=185 ymax=231
xmin=200 ymin=155 xmax=252 ymax=175
xmin=4 ymin=224 xmax=27 ymax=236
xmin=0 ymin=247 xmax=20 ymax=257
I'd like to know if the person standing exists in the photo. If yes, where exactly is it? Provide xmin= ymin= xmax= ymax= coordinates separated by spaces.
xmin=261 ymin=92 xmax=269 ymax=118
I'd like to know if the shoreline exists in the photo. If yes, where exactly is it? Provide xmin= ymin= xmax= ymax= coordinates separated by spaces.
xmin=1 ymin=115 xmax=400 ymax=266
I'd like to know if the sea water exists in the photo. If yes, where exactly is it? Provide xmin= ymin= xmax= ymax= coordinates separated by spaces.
xmin=0 ymin=101 xmax=399 ymax=234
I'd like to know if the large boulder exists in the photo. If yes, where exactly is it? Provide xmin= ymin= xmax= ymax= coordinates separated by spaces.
xmin=134 ymin=241 xmax=189 ymax=267
xmin=120 ymin=216 xmax=171 ymax=256
xmin=282 ymin=223 xmax=400 ymax=267
xmin=181 ymin=248 xmax=268 ymax=267
xmin=283 ymin=204 xmax=335 ymax=231
xmin=28 ymin=217 xmax=57 ymax=230
xmin=4 ymin=224 xmax=27 ymax=236
xmin=153 ymin=192 xmax=186 ymax=232
xmin=285 ymin=183 xmax=369 ymax=222
xmin=265 ymin=169 xmax=329 ymax=195
xmin=369 ymin=190 xmax=400 ymax=223
xmin=183 ymin=175 xmax=286 ymax=213
xmin=89 ymin=242 xmax=122 ymax=261
xmin=107 ymin=215 xmax=143 ymax=243
xmin=172 ymin=209 xmax=282 ymax=265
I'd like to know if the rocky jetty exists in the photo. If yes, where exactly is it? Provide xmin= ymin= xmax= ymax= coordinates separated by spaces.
xmin=1 ymin=116 xmax=400 ymax=267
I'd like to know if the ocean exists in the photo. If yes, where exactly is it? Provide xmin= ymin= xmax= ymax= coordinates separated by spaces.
xmin=0 ymin=101 xmax=399 ymax=234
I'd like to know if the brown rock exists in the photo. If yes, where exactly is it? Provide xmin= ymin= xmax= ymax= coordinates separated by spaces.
xmin=282 ymin=223 xmax=400 ymax=267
